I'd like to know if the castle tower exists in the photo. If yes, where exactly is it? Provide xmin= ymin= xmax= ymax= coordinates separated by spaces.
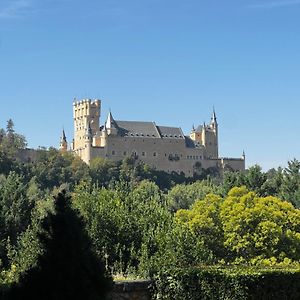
xmin=209 ymin=108 xmax=218 ymax=157
xmin=201 ymin=110 xmax=218 ymax=158
xmin=59 ymin=129 xmax=68 ymax=152
xmin=83 ymin=121 xmax=93 ymax=164
xmin=72 ymin=99 xmax=101 ymax=151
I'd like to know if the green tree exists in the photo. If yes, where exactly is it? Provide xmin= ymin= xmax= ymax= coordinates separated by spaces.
xmin=176 ymin=193 xmax=226 ymax=262
xmin=220 ymin=187 xmax=300 ymax=264
xmin=0 ymin=172 xmax=34 ymax=266
xmin=0 ymin=120 xmax=27 ymax=154
xmin=167 ymin=180 xmax=221 ymax=212
xmin=280 ymin=159 xmax=300 ymax=207
xmin=9 ymin=190 xmax=112 ymax=300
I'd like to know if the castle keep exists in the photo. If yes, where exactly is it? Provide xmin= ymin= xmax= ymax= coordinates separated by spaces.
xmin=68 ymin=99 xmax=245 ymax=176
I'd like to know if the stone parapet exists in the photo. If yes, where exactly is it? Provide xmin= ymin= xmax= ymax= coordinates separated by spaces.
xmin=107 ymin=280 xmax=151 ymax=300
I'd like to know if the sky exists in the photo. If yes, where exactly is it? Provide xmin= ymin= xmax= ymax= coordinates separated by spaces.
xmin=0 ymin=0 xmax=299 ymax=170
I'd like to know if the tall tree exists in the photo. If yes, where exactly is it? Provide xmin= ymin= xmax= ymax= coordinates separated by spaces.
xmin=9 ymin=190 xmax=112 ymax=300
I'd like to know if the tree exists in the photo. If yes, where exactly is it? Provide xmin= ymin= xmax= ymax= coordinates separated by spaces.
xmin=220 ymin=187 xmax=300 ymax=264
xmin=280 ymin=159 xmax=300 ymax=208
xmin=167 ymin=180 xmax=221 ymax=212
xmin=175 ymin=187 xmax=300 ymax=265
xmin=175 ymin=193 xmax=226 ymax=262
xmin=9 ymin=190 xmax=112 ymax=300
xmin=0 ymin=172 xmax=33 ymax=266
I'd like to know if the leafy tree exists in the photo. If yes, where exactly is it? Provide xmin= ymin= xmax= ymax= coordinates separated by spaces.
xmin=175 ymin=187 xmax=300 ymax=265
xmin=220 ymin=187 xmax=300 ymax=264
xmin=89 ymin=157 xmax=118 ymax=187
xmin=31 ymin=148 xmax=90 ymax=191
xmin=167 ymin=180 xmax=221 ymax=212
xmin=8 ymin=190 xmax=112 ymax=300
xmin=176 ymin=193 xmax=226 ymax=262
xmin=74 ymin=180 xmax=171 ymax=276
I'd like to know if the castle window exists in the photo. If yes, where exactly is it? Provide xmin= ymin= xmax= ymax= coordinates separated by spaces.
xmin=153 ymin=152 xmax=157 ymax=157
xmin=142 ymin=151 xmax=146 ymax=156
xmin=123 ymin=151 xmax=127 ymax=156
xmin=112 ymin=150 xmax=115 ymax=155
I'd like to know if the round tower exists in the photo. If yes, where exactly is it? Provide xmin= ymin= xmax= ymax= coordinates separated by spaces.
xmin=83 ymin=122 xmax=93 ymax=164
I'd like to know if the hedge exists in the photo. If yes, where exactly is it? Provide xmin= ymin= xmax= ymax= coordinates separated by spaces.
xmin=151 ymin=266 xmax=300 ymax=300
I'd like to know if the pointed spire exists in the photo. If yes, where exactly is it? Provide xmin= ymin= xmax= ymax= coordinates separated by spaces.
xmin=105 ymin=111 xmax=116 ymax=129
xmin=192 ymin=124 xmax=195 ymax=132
xmin=211 ymin=107 xmax=217 ymax=123
xmin=61 ymin=128 xmax=67 ymax=143
xmin=60 ymin=128 xmax=68 ymax=151
xmin=242 ymin=150 xmax=246 ymax=160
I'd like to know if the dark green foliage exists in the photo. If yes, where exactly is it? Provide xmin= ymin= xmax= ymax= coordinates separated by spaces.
xmin=31 ymin=147 xmax=90 ymax=190
xmin=0 ymin=120 xmax=27 ymax=157
xmin=0 ymin=172 xmax=34 ymax=266
xmin=7 ymin=191 xmax=112 ymax=300
xmin=152 ymin=267 xmax=300 ymax=300
xmin=280 ymin=159 xmax=300 ymax=208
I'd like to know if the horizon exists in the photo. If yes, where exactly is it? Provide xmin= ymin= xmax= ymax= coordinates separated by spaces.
xmin=1 ymin=0 xmax=299 ymax=171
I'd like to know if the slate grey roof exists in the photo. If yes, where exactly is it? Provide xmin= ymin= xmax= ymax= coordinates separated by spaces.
xmin=185 ymin=136 xmax=202 ymax=148
xmin=115 ymin=120 xmax=161 ymax=138
xmin=156 ymin=126 xmax=184 ymax=139
xmin=115 ymin=120 xmax=186 ymax=139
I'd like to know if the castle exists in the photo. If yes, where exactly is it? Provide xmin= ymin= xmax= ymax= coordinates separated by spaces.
xmin=62 ymin=99 xmax=245 ymax=176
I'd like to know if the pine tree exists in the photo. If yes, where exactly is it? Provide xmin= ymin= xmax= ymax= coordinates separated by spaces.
xmin=9 ymin=190 xmax=112 ymax=300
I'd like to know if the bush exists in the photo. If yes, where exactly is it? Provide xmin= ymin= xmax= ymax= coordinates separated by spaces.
xmin=151 ymin=266 xmax=300 ymax=300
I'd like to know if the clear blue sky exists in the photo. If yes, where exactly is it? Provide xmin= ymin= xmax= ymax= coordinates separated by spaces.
xmin=0 ymin=0 xmax=300 ymax=170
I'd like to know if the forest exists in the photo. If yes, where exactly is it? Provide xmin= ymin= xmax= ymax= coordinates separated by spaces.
xmin=0 ymin=120 xmax=300 ymax=299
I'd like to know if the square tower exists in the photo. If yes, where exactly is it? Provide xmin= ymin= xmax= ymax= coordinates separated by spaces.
xmin=73 ymin=99 xmax=101 ymax=150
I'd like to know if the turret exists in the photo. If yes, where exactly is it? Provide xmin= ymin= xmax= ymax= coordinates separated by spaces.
xmin=83 ymin=122 xmax=93 ymax=164
xmin=210 ymin=107 xmax=218 ymax=132
xmin=105 ymin=111 xmax=118 ymax=135
xmin=242 ymin=150 xmax=246 ymax=161
xmin=59 ymin=129 xmax=68 ymax=152
xmin=100 ymin=126 xmax=108 ymax=147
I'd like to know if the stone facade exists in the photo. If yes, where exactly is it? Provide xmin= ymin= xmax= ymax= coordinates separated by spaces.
xmin=70 ymin=99 xmax=245 ymax=176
